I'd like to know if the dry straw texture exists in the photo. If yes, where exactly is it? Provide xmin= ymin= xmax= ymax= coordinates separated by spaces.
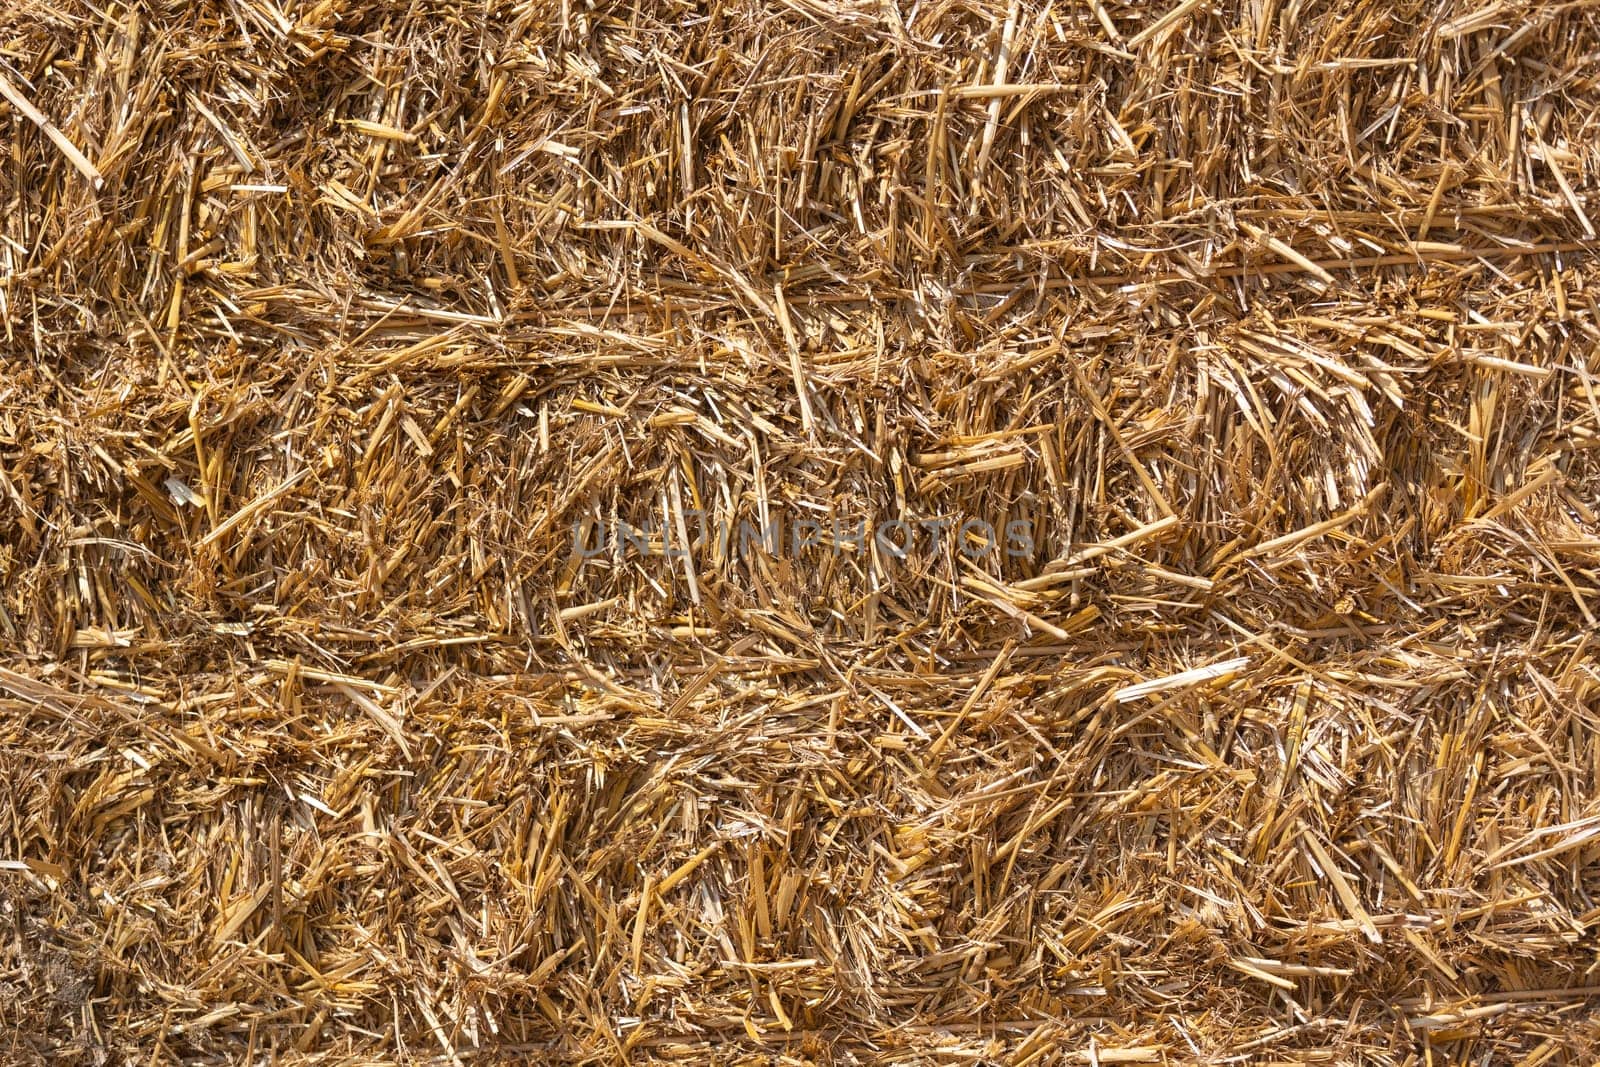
xmin=3 ymin=0 xmax=1600 ymax=1062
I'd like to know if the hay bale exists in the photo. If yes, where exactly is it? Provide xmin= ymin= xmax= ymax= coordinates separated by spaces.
xmin=2 ymin=0 xmax=1599 ymax=1061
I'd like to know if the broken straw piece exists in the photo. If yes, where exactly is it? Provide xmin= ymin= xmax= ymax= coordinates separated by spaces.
xmin=0 ymin=71 xmax=103 ymax=189
xmin=1113 ymin=657 xmax=1250 ymax=703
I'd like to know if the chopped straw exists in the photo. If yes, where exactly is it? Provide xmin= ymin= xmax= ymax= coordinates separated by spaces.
xmin=3 ymin=0 xmax=1600 ymax=1062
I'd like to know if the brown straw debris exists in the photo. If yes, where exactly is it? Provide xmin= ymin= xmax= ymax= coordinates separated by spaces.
xmin=4 ymin=0 xmax=1600 ymax=1062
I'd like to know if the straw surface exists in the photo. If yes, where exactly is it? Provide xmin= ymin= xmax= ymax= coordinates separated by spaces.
xmin=3 ymin=0 xmax=1600 ymax=1062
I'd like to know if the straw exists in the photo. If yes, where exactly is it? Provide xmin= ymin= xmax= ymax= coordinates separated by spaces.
xmin=3 ymin=0 xmax=1600 ymax=1061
